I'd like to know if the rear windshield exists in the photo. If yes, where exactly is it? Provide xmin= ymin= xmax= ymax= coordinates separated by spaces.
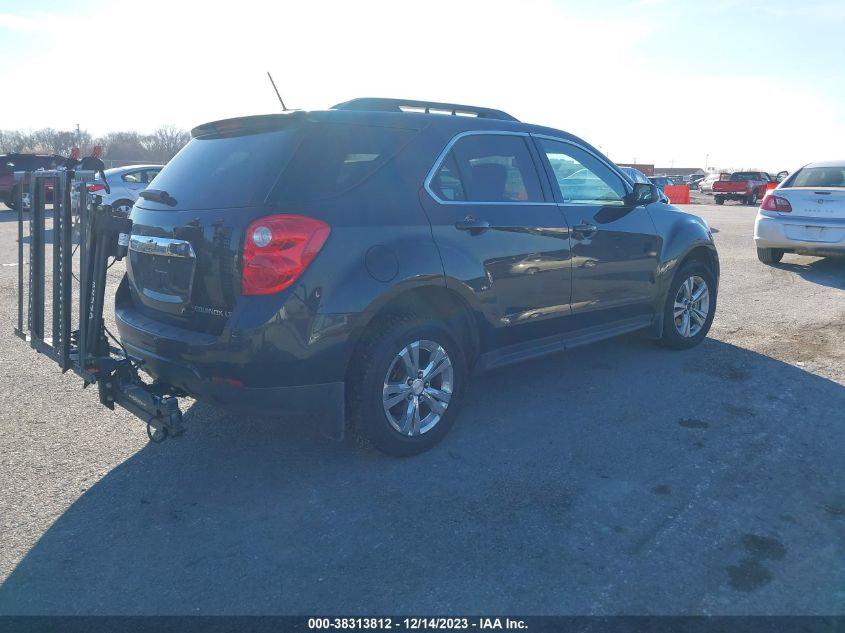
xmin=138 ymin=129 xmax=299 ymax=210
xmin=271 ymin=123 xmax=415 ymax=205
xmin=787 ymin=166 xmax=845 ymax=188
xmin=138 ymin=122 xmax=415 ymax=211
xmin=730 ymin=172 xmax=759 ymax=181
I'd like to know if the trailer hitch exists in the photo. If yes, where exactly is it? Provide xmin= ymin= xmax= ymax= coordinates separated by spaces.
xmin=13 ymin=168 xmax=186 ymax=443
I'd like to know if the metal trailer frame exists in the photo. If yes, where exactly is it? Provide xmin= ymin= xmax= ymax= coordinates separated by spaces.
xmin=13 ymin=169 xmax=184 ymax=442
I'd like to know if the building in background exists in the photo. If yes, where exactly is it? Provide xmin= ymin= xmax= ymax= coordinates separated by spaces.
xmin=653 ymin=167 xmax=706 ymax=181
xmin=617 ymin=163 xmax=654 ymax=176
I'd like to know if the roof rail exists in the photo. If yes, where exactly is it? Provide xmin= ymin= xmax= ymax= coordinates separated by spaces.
xmin=331 ymin=98 xmax=519 ymax=122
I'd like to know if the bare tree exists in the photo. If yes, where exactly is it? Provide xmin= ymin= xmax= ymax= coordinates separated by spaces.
xmin=142 ymin=125 xmax=190 ymax=162
xmin=0 ymin=130 xmax=32 ymax=153
xmin=1 ymin=128 xmax=92 ymax=156
xmin=95 ymin=131 xmax=148 ymax=162
xmin=2 ymin=125 xmax=189 ymax=163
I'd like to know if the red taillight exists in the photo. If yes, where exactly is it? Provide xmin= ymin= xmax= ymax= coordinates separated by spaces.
xmin=760 ymin=194 xmax=792 ymax=213
xmin=87 ymin=184 xmax=106 ymax=193
xmin=242 ymin=215 xmax=330 ymax=295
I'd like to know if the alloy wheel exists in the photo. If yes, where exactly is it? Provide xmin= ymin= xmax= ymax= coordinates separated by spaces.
xmin=673 ymin=275 xmax=710 ymax=338
xmin=382 ymin=339 xmax=453 ymax=436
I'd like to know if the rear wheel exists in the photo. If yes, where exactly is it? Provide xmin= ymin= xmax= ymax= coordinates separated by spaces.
xmin=658 ymin=261 xmax=717 ymax=350
xmin=112 ymin=199 xmax=134 ymax=216
xmin=715 ymin=195 xmax=724 ymax=205
xmin=757 ymin=247 xmax=784 ymax=264
xmin=6 ymin=186 xmax=18 ymax=210
xmin=747 ymin=191 xmax=759 ymax=206
xmin=347 ymin=314 xmax=466 ymax=456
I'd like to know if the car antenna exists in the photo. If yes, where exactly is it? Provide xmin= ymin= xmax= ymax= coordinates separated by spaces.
xmin=266 ymin=72 xmax=288 ymax=111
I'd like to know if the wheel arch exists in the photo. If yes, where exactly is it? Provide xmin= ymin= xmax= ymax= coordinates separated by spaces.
xmin=351 ymin=282 xmax=485 ymax=370
xmin=650 ymin=235 xmax=719 ymax=339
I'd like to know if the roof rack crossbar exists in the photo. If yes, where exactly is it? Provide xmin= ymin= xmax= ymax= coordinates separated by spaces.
xmin=331 ymin=98 xmax=519 ymax=122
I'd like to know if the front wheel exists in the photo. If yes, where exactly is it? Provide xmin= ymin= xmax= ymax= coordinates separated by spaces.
xmin=757 ymin=247 xmax=784 ymax=264
xmin=347 ymin=314 xmax=467 ymax=456
xmin=658 ymin=262 xmax=717 ymax=350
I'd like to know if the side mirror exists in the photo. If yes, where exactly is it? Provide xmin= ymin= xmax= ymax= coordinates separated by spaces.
xmin=630 ymin=182 xmax=659 ymax=206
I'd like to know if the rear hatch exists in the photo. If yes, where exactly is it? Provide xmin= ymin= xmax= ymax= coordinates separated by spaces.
xmin=126 ymin=114 xmax=305 ymax=334
xmin=126 ymin=112 xmax=418 ymax=335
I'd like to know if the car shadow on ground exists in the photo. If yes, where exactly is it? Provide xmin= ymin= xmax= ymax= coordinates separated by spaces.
xmin=1 ymin=336 xmax=844 ymax=615
xmin=773 ymin=255 xmax=845 ymax=290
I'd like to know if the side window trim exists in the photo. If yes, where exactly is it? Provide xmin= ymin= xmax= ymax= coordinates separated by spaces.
xmin=530 ymin=133 xmax=633 ymax=205
xmin=424 ymin=130 xmax=556 ymax=206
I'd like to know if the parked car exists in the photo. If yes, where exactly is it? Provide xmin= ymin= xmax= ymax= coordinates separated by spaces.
xmin=115 ymin=98 xmax=719 ymax=455
xmin=697 ymin=173 xmax=725 ymax=193
xmin=620 ymin=166 xmax=670 ymax=203
xmin=0 ymin=153 xmax=60 ymax=210
xmin=649 ymin=176 xmax=674 ymax=190
xmin=754 ymin=161 xmax=845 ymax=264
xmin=688 ymin=175 xmax=705 ymax=189
xmin=87 ymin=164 xmax=164 ymax=215
xmin=712 ymin=171 xmax=770 ymax=205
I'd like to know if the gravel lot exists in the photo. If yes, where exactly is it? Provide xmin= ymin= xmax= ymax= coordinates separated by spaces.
xmin=0 ymin=200 xmax=843 ymax=615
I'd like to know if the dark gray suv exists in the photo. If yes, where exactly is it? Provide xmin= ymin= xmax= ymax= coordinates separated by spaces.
xmin=116 ymin=98 xmax=719 ymax=456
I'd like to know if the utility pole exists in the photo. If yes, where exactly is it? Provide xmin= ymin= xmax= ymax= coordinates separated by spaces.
xmin=705 ymin=153 xmax=709 ymax=170
xmin=75 ymin=123 xmax=81 ymax=147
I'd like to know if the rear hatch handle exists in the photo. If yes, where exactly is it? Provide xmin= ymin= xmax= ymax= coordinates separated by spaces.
xmin=138 ymin=189 xmax=178 ymax=207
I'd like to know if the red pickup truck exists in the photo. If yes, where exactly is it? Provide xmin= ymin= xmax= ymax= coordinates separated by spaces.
xmin=712 ymin=171 xmax=771 ymax=206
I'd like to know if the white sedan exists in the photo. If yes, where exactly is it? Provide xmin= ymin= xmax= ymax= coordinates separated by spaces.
xmin=754 ymin=161 xmax=845 ymax=263
xmin=87 ymin=164 xmax=163 ymax=215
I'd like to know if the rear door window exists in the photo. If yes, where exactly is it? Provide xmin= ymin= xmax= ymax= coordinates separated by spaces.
xmin=429 ymin=134 xmax=544 ymax=203
xmin=122 ymin=171 xmax=144 ymax=183
xmin=272 ymin=123 xmax=416 ymax=204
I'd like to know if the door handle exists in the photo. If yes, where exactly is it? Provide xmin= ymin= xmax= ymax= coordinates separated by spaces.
xmin=573 ymin=222 xmax=597 ymax=236
xmin=455 ymin=216 xmax=491 ymax=234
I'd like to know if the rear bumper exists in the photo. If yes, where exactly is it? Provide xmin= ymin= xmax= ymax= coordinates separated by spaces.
xmin=713 ymin=190 xmax=750 ymax=198
xmin=125 ymin=335 xmax=345 ymax=438
xmin=114 ymin=278 xmax=357 ymax=439
xmin=754 ymin=214 xmax=845 ymax=254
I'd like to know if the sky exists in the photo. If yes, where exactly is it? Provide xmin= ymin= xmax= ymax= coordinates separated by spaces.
xmin=1 ymin=0 xmax=844 ymax=172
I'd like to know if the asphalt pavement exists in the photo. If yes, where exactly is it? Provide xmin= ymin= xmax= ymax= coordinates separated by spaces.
xmin=0 ymin=201 xmax=843 ymax=615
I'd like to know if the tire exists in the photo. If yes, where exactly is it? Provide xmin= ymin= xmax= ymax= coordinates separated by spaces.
xmin=757 ymin=247 xmax=784 ymax=264
xmin=6 ymin=186 xmax=18 ymax=211
xmin=747 ymin=191 xmax=759 ymax=206
xmin=112 ymin=199 xmax=134 ymax=216
xmin=347 ymin=313 xmax=467 ymax=456
xmin=715 ymin=196 xmax=724 ymax=205
xmin=658 ymin=261 xmax=717 ymax=350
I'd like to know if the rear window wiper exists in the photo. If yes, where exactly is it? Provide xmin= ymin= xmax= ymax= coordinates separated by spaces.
xmin=139 ymin=189 xmax=178 ymax=207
